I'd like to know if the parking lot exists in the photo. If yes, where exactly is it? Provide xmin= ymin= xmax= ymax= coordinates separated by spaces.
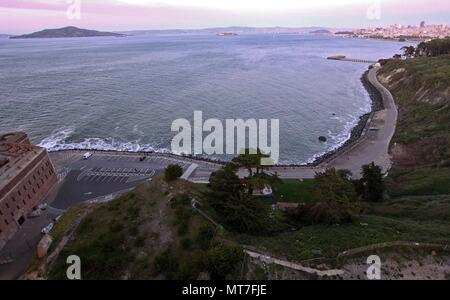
xmin=77 ymin=167 xmax=156 ymax=184
xmin=45 ymin=152 xmax=223 ymax=210
xmin=49 ymin=154 xmax=193 ymax=210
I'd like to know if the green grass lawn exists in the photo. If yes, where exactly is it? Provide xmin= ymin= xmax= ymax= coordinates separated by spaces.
xmin=272 ymin=179 xmax=314 ymax=204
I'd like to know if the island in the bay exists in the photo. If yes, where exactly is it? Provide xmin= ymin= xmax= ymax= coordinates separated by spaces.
xmin=10 ymin=26 xmax=125 ymax=39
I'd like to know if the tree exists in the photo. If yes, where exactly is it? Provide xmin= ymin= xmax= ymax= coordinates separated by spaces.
xmin=207 ymin=164 xmax=271 ymax=234
xmin=290 ymin=168 xmax=358 ymax=225
xmin=401 ymin=45 xmax=415 ymax=58
xmin=414 ymin=39 xmax=450 ymax=57
xmin=207 ymin=163 xmax=243 ymax=212
xmin=221 ymin=191 xmax=269 ymax=234
xmin=164 ymin=164 xmax=183 ymax=182
xmin=232 ymin=148 xmax=271 ymax=177
xmin=232 ymin=149 xmax=273 ymax=195
xmin=360 ymin=162 xmax=384 ymax=202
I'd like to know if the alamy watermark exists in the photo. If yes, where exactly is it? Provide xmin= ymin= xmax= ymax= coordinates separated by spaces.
xmin=66 ymin=0 xmax=82 ymax=20
xmin=367 ymin=0 xmax=382 ymax=21
xmin=366 ymin=255 xmax=382 ymax=280
xmin=66 ymin=255 xmax=81 ymax=280
xmin=171 ymin=111 xmax=280 ymax=165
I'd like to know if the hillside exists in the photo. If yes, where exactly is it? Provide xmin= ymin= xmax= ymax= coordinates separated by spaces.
xmin=378 ymin=55 xmax=450 ymax=196
xmin=25 ymin=178 xmax=244 ymax=280
xmin=10 ymin=26 xmax=124 ymax=39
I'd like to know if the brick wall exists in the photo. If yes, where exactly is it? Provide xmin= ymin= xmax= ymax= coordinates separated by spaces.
xmin=0 ymin=151 xmax=57 ymax=249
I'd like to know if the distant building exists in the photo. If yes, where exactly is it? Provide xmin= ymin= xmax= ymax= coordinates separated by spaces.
xmin=420 ymin=21 xmax=426 ymax=28
xmin=0 ymin=132 xmax=57 ymax=249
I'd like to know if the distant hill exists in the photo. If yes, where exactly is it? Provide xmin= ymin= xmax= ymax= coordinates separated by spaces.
xmin=335 ymin=31 xmax=355 ymax=35
xmin=0 ymin=34 xmax=10 ymax=38
xmin=310 ymin=29 xmax=333 ymax=34
xmin=121 ymin=26 xmax=346 ymax=36
xmin=10 ymin=26 xmax=125 ymax=39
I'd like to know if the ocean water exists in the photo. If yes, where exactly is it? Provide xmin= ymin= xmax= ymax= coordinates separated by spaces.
xmin=0 ymin=34 xmax=406 ymax=164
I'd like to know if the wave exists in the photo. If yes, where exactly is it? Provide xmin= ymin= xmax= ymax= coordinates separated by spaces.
xmin=38 ymin=128 xmax=172 ymax=154
xmin=39 ymin=108 xmax=369 ymax=166
xmin=304 ymin=108 xmax=369 ymax=165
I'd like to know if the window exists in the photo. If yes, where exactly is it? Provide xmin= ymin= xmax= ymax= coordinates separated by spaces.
xmin=18 ymin=216 xmax=25 ymax=226
xmin=5 ymin=203 xmax=9 ymax=209
xmin=4 ymin=219 xmax=9 ymax=225
xmin=0 ymin=210 xmax=3 ymax=216
xmin=18 ymin=190 xmax=21 ymax=196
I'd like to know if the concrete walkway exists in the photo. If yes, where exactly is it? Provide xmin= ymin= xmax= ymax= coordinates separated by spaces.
xmin=245 ymin=249 xmax=346 ymax=278
xmin=322 ymin=67 xmax=398 ymax=177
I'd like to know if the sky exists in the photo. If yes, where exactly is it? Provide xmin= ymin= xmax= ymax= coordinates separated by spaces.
xmin=1 ymin=0 xmax=450 ymax=34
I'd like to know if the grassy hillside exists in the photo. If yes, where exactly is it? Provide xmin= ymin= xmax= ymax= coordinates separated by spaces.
xmin=40 ymin=179 xmax=244 ymax=280
xmin=35 ymin=178 xmax=450 ymax=276
xmin=378 ymin=55 xmax=450 ymax=196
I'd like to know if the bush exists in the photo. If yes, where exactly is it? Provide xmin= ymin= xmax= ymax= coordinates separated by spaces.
xmin=134 ymin=235 xmax=146 ymax=247
xmin=165 ymin=164 xmax=183 ymax=182
xmin=360 ymin=163 xmax=385 ymax=202
xmin=153 ymin=250 xmax=179 ymax=278
xmin=180 ymin=238 xmax=193 ymax=250
xmin=205 ymin=243 xmax=244 ymax=280
xmin=195 ymin=225 xmax=216 ymax=250
xmin=289 ymin=201 xmax=353 ymax=225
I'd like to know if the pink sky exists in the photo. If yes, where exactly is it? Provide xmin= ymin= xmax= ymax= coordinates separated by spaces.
xmin=1 ymin=0 xmax=449 ymax=34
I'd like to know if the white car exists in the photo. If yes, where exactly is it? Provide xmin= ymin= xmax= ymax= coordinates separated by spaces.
xmin=83 ymin=152 xmax=93 ymax=160
xmin=41 ymin=222 xmax=54 ymax=235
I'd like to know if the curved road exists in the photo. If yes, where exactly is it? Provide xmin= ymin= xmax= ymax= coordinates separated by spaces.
xmin=321 ymin=66 xmax=398 ymax=177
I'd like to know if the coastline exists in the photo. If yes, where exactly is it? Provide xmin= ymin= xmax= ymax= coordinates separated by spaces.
xmin=46 ymin=68 xmax=383 ymax=168
xmin=307 ymin=69 xmax=384 ymax=167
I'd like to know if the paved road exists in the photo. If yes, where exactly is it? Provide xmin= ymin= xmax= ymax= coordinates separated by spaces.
xmin=323 ymin=67 xmax=398 ymax=177
xmin=0 ymin=205 xmax=58 ymax=280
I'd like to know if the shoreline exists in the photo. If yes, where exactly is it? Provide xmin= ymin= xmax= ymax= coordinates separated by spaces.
xmin=307 ymin=69 xmax=384 ymax=167
xmin=46 ymin=68 xmax=383 ymax=169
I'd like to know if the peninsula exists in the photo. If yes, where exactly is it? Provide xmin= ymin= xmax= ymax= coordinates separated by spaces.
xmin=10 ymin=26 xmax=125 ymax=39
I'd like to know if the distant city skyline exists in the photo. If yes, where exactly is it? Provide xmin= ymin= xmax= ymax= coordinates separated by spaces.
xmin=1 ymin=0 xmax=450 ymax=34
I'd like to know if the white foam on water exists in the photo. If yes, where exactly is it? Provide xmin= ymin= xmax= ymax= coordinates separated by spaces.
xmin=38 ymin=128 xmax=172 ymax=154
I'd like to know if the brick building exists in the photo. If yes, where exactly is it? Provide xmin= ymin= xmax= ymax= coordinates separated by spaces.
xmin=0 ymin=132 xmax=57 ymax=249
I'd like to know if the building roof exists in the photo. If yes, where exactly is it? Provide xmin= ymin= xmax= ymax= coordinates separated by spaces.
xmin=0 ymin=132 xmax=46 ymax=193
